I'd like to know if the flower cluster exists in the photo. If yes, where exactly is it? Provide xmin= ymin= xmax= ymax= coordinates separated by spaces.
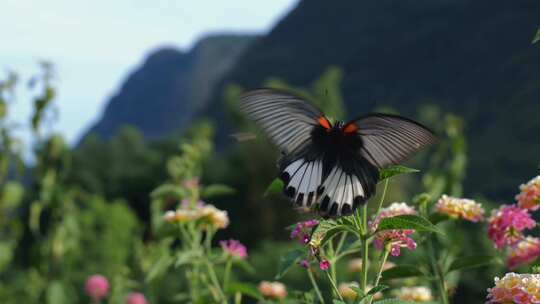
xmin=258 ymin=281 xmax=287 ymax=299
xmin=487 ymin=205 xmax=535 ymax=250
xmin=395 ymin=286 xmax=433 ymax=302
xmin=163 ymin=201 xmax=229 ymax=229
xmin=85 ymin=274 xmax=110 ymax=302
xmin=516 ymin=176 xmax=540 ymax=211
xmin=486 ymin=273 xmax=540 ymax=303
xmin=220 ymin=239 xmax=248 ymax=259
xmin=371 ymin=202 xmax=418 ymax=256
xmin=290 ymin=219 xmax=319 ymax=244
xmin=507 ymin=237 xmax=540 ymax=270
xmin=435 ymin=194 xmax=484 ymax=222
xmin=125 ymin=292 xmax=148 ymax=304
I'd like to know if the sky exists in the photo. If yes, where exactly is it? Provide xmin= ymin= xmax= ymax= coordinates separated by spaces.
xmin=1 ymin=0 xmax=298 ymax=147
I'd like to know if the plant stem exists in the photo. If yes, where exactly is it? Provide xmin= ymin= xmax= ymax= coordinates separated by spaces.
xmin=427 ymin=235 xmax=449 ymax=304
xmin=375 ymin=179 xmax=389 ymax=217
xmin=308 ymin=268 xmax=325 ymax=304
xmin=368 ymin=249 xmax=390 ymax=304
xmin=204 ymin=259 xmax=227 ymax=304
xmin=360 ymin=205 xmax=370 ymax=296
xmin=325 ymin=271 xmax=344 ymax=301
xmin=223 ymin=258 xmax=232 ymax=292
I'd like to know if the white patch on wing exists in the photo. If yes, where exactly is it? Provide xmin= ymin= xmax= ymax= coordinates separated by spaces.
xmin=281 ymin=158 xmax=322 ymax=208
xmin=319 ymin=166 xmax=365 ymax=216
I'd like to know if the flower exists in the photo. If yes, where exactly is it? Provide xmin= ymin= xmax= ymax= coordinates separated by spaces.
xmin=487 ymin=205 xmax=536 ymax=250
xmin=371 ymin=202 xmax=418 ymax=256
xmin=85 ymin=274 xmax=109 ymax=301
xmin=319 ymin=260 xmax=330 ymax=271
xmin=395 ymin=286 xmax=433 ymax=302
xmin=486 ymin=273 xmax=540 ymax=303
xmin=290 ymin=219 xmax=319 ymax=244
xmin=339 ymin=283 xmax=382 ymax=301
xmin=516 ymin=176 xmax=540 ymax=211
xmin=435 ymin=194 xmax=484 ymax=222
xmin=220 ymin=239 xmax=248 ymax=259
xmin=299 ymin=259 xmax=310 ymax=268
xmin=258 ymin=281 xmax=287 ymax=299
xmin=199 ymin=205 xmax=230 ymax=229
xmin=125 ymin=292 xmax=148 ymax=304
xmin=507 ymin=237 xmax=540 ymax=270
xmin=348 ymin=258 xmax=363 ymax=273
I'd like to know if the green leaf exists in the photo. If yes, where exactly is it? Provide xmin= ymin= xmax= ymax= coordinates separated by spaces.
xmin=533 ymin=28 xmax=540 ymax=44
xmin=379 ymin=165 xmax=419 ymax=180
xmin=201 ymin=184 xmax=235 ymax=198
xmin=1 ymin=182 xmax=24 ymax=208
xmin=275 ymin=249 xmax=304 ymax=279
xmin=174 ymin=250 xmax=201 ymax=267
xmin=146 ymin=254 xmax=173 ymax=282
xmin=310 ymin=220 xmax=354 ymax=246
xmin=264 ymin=178 xmax=284 ymax=197
xmin=376 ymin=214 xmax=442 ymax=234
xmin=150 ymin=183 xmax=187 ymax=200
xmin=46 ymin=281 xmax=66 ymax=304
xmin=227 ymin=282 xmax=263 ymax=300
xmin=381 ymin=265 xmax=425 ymax=280
xmin=333 ymin=300 xmax=347 ymax=304
xmin=367 ymin=284 xmax=389 ymax=295
xmin=447 ymin=254 xmax=495 ymax=273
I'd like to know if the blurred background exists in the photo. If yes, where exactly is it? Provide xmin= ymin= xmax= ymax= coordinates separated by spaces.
xmin=1 ymin=0 xmax=540 ymax=303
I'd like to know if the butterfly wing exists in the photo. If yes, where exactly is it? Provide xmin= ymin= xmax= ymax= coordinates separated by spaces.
xmin=239 ymin=89 xmax=330 ymax=155
xmin=343 ymin=113 xmax=437 ymax=169
xmin=240 ymin=89 xmax=331 ymax=209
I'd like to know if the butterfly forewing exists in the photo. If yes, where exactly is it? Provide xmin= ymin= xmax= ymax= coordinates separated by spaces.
xmin=345 ymin=114 xmax=437 ymax=169
xmin=239 ymin=89 xmax=327 ymax=155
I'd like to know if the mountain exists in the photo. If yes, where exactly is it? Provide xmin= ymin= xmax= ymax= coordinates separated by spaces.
xmin=202 ymin=0 xmax=540 ymax=200
xmin=82 ymin=34 xmax=256 ymax=140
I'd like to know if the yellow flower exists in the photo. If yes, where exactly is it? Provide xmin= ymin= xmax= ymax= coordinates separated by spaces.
xmin=435 ymin=195 xmax=484 ymax=222
xmin=258 ymin=281 xmax=287 ymax=299
xmin=199 ymin=205 xmax=229 ymax=229
xmin=347 ymin=259 xmax=363 ymax=273
xmin=395 ymin=286 xmax=433 ymax=302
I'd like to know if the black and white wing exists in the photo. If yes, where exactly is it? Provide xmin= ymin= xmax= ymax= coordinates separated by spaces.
xmin=317 ymin=159 xmax=379 ymax=217
xmin=239 ymin=89 xmax=327 ymax=155
xmin=344 ymin=113 xmax=437 ymax=169
xmin=239 ymin=89 xmax=331 ymax=210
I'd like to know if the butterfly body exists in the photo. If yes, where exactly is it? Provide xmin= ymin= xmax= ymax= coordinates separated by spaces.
xmin=239 ymin=89 xmax=436 ymax=218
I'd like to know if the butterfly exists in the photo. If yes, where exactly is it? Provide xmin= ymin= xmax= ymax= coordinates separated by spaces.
xmin=239 ymin=89 xmax=436 ymax=217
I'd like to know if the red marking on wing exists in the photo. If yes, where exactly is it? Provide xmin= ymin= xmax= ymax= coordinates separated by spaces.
xmin=343 ymin=123 xmax=358 ymax=134
xmin=318 ymin=117 xmax=331 ymax=130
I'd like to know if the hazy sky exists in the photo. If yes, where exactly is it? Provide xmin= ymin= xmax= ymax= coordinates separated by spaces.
xmin=2 ymin=0 xmax=298 ymax=146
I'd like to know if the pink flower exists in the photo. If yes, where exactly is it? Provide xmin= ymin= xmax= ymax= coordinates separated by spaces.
xmin=220 ymin=239 xmax=248 ymax=259
xmin=125 ymin=292 xmax=148 ymax=304
xmin=371 ymin=203 xmax=418 ymax=256
xmin=374 ymin=229 xmax=417 ymax=256
xmin=507 ymin=237 xmax=540 ymax=270
xmin=319 ymin=260 xmax=330 ymax=271
xmin=487 ymin=205 xmax=536 ymax=250
xmin=516 ymin=176 xmax=540 ymax=211
xmin=85 ymin=274 xmax=109 ymax=301
xmin=486 ymin=273 xmax=540 ymax=303
xmin=290 ymin=219 xmax=319 ymax=244
xmin=299 ymin=259 xmax=310 ymax=268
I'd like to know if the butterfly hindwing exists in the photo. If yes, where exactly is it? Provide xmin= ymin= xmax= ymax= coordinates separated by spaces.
xmin=317 ymin=158 xmax=378 ymax=217
xmin=280 ymin=158 xmax=323 ymax=209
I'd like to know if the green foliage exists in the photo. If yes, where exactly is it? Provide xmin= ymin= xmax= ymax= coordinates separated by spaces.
xmin=533 ymin=28 xmax=540 ymax=44
xmin=375 ymin=215 xmax=441 ymax=234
